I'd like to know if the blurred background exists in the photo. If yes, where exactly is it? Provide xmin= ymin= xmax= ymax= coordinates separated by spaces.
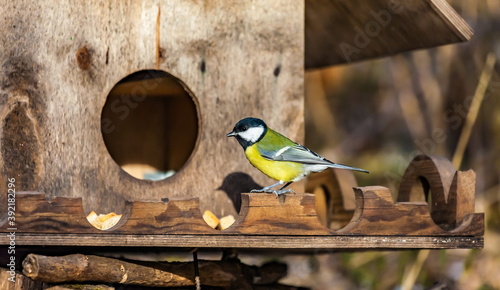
xmin=271 ymin=0 xmax=500 ymax=289
xmin=111 ymin=2 xmax=499 ymax=288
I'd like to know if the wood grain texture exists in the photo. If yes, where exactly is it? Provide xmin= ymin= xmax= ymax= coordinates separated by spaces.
xmin=100 ymin=71 xmax=200 ymax=180
xmin=0 ymin=192 xmax=219 ymax=234
xmin=22 ymin=253 xmax=287 ymax=288
xmin=228 ymin=193 xmax=330 ymax=235
xmin=0 ymin=92 xmax=44 ymax=214
xmin=398 ymin=155 xmax=468 ymax=230
xmin=305 ymin=0 xmax=473 ymax=68
xmin=0 ymin=234 xmax=483 ymax=249
xmin=114 ymin=198 xmax=217 ymax=234
xmin=0 ymin=267 xmax=48 ymax=290
xmin=47 ymin=285 xmax=114 ymax=290
xmin=0 ymin=0 xmax=304 ymax=218
xmin=0 ymin=192 xmax=331 ymax=235
xmin=0 ymin=186 xmax=483 ymax=237
xmin=0 ymin=192 xmax=100 ymax=233
xmin=305 ymin=168 xmax=357 ymax=229
xmin=338 ymin=186 xmax=483 ymax=236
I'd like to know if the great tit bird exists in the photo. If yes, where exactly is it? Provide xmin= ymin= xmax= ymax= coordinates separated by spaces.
xmin=227 ymin=117 xmax=369 ymax=196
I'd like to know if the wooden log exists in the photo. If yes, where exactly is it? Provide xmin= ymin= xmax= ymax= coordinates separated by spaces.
xmin=46 ymin=285 xmax=114 ymax=290
xmin=22 ymin=254 xmax=286 ymax=288
xmin=0 ymin=267 xmax=48 ymax=290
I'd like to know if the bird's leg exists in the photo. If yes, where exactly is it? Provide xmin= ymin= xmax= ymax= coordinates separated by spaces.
xmin=275 ymin=182 xmax=294 ymax=196
xmin=250 ymin=181 xmax=295 ymax=197
xmin=250 ymin=181 xmax=283 ymax=195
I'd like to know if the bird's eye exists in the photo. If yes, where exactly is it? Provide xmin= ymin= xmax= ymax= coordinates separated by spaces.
xmin=241 ymin=125 xmax=248 ymax=131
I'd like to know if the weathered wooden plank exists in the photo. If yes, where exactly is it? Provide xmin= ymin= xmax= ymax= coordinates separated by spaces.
xmin=0 ymin=192 xmax=218 ymax=234
xmin=0 ymin=234 xmax=483 ymax=249
xmin=0 ymin=189 xmax=483 ymax=236
xmin=338 ymin=186 xmax=484 ymax=236
xmin=305 ymin=0 xmax=473 ymax=68
xmin=115 ymin=198 xmax=217 ymax=234
xmin=228 ymin=193 xmax=330 ymax=235
xmin=0 ymin=193 xmax=101 ymax=234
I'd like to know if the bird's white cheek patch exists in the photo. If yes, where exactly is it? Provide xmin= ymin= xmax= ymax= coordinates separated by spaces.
xmin=239 ymin=127 xmax=264 ymax=143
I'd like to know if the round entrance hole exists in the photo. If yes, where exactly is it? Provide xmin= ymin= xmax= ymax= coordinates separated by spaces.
xmin=101 ymin=70 xmax=199 ymax=181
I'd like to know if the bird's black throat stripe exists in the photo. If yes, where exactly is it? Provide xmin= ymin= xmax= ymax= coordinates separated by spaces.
xmin=235 ymin=135 xmax=252 ymax=150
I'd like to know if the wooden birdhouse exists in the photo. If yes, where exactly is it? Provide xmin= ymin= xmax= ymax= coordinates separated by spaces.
xmin=0 ymin=1 xmax=304 ymax=218
xmin=0 ymin=0 xmax=483 ymax=257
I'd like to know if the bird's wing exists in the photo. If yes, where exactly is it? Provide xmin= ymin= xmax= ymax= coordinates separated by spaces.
xmin=258 ymin=144 xmax=333 ymax=165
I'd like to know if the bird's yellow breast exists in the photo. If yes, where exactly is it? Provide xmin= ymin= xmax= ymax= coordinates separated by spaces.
xmin=245 ymin=144 xmax=304 ymax=182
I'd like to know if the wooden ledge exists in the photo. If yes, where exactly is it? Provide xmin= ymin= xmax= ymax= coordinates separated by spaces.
xmin=0 ymin=189 xmax=483 ymax=237
xmin=0 ymin=155 xmax=485 ymax=249
xmin=0 ymin=234 xmax=483 ymax=249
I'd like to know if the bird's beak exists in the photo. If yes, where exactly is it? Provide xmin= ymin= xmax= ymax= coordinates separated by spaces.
xmin=226 ymin=131 xmax=236 ymax=137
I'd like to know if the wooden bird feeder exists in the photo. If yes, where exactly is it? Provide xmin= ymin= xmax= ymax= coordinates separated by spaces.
xmin=0 ymin=0 xmax=482 ymax=253
xmin=0 ymin=154 xmax=484 ymax=249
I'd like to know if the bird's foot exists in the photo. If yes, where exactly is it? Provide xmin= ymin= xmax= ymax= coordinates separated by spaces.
xmin=250 ymin=188 xmax=295 ymax=198
xmin=274 ymin=189 xmax=295 ymax=197
xmin=250 ymin=188 xmax=267 ymax=193
xmin=250 ymin=188 xmax=277 ymax=195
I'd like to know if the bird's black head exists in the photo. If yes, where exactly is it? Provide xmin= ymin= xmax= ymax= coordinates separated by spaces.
xmin=227 ymin=117 xmax=268 ymax=149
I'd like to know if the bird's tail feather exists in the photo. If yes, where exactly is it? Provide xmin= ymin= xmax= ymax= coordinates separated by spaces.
xmin=328 ymin=163 xmax=369 ymax=173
